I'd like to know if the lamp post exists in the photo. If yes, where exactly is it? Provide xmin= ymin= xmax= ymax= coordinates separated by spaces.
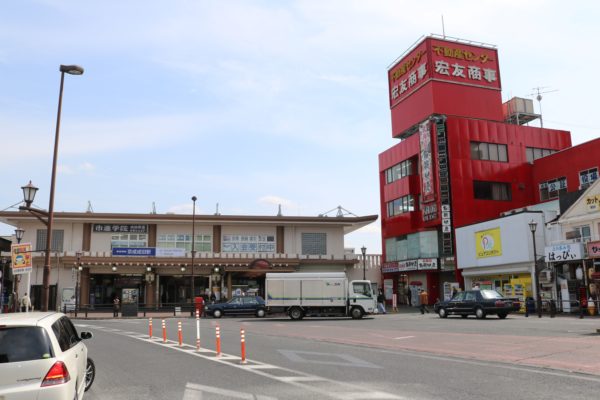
xmin=18 ymin=65 xmax=84 ymax=312
xmin=361 ymin=246 xmax=367 ymax=281
xmin=528 ymin=220 xmax=543 ymax=318
xmin=191 ymin=196 xmax=197 ymax=302
xmin=75 ymin=251 xmax=82 ymax=312
xmin=15 ymin=228 xmax=25 ymax=244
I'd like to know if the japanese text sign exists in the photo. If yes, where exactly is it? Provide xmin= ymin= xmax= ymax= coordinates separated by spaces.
xmin=11 ymin=243 xmax=33 ymax=275
xmin=544 ymin=243 xmax=584 ymax=262
xmin=93 ymin=224 xmax=148 ymax=233
xmin=585 ymin=194 xmax=600 ymax=212
xmin=587 ymin=241 xmax=600 ymax=258
xmin=475 ymin=227 xmax=502 ymax=259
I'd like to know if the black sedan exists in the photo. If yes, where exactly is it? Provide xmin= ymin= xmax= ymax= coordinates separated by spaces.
xmin=205 ymin=296 xmax=267 ymax=318
xmin=434 ymin=290 xmax=520 ymax=319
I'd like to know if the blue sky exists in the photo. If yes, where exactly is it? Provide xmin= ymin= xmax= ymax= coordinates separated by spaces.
xmin=1 ymin=1 xmax=599 ymax=253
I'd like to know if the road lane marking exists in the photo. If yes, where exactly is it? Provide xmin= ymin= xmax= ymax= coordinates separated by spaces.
xmin=393 ymin=336 xmax=415 ymax=340
xmin=183 ymin=382 xmax=279 ymax=400
xmin=278 ymin=349 xmax=381 ymax=369
xmin=86 ymin=324 xmax=405 ymax=399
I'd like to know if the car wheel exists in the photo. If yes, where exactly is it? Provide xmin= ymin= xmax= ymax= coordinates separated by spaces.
xmin=461 ymin=314 xmax=468 ymax=319
xmin=85 ymin=358 xmax=95 ymax=392
xmin=498 ymin=313 xmax=508 ymax=319
xmin=289 ymin=307 xmax=304 ymax=320
xmin=475 ymin=307 xmax=486 ymax=319
xmin=438 ymin=308 xmax=448 ymax=318
xmin=351 ymin=307 xmax=364 ymax=319
xmin=213 ymin=309 xmax=222 ymax=318
xmin=256 ymin=309 xmax=266 ymax=318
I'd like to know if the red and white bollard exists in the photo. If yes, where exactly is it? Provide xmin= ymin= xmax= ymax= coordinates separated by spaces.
xmin=195 ymin=310 xmax=201 ymax=350
xmin=162 ymin=319 xmax=166 ymax=343
xmin=240 ymin=328 xmax=247 ymax=364
xmin=149 ymin=318 xmax=153 ymax=338
xmin=215 ymin=325 xmax=221 ymax=357
xmin=178 ymin=321 xmax=183 ymax=346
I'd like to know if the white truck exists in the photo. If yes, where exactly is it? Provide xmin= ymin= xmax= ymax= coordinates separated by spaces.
xmin=265 ymin=272 xmax=376 ymax=320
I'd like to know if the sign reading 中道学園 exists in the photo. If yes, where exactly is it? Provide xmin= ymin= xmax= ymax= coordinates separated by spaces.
xmin=11 ymin=243 xmax=33 ymax=275
xmin=475 ymin=228 xmax=502 ymax=259
xmin=93 ymin=224 xmax=148 ymax=233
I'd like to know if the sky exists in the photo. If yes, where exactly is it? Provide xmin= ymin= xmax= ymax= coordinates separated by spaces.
xmin=1 ymin=0 xmax=599 ymax=254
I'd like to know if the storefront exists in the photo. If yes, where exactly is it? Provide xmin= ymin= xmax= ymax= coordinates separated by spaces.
xmin=382 ymin=258 xmax=440 ymax=305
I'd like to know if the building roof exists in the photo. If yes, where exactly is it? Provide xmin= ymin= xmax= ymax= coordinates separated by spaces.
xmin=0 ymin=211 xmax=378 ymax=234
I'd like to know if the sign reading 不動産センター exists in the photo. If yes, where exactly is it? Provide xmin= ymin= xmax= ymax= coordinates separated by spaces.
xmin=11 ymin=243 xmax=33 ymax=275
xmin=475 ymin=228 xmax=502 ymax=259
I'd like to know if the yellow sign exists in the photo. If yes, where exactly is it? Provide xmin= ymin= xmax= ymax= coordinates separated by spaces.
xmin=11 ymin=243 xmax=33 ymax=275
xmin=475 ymin=228 xmax=502 ymax=258
xmin=585 ymin=194 xmax=600 ymax=211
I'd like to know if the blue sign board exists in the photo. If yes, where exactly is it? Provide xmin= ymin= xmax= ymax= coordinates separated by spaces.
xmin=112 ymin=248 xmax=156 ymax=257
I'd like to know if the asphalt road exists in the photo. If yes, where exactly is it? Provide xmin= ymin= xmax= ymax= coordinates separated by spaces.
xmin=76 ymin=312 xmax=600 ymax=400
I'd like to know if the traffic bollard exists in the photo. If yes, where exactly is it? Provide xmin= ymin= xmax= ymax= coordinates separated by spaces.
xmin=240 ymin=328 xmax=247 ymax=364
xmin=196 ymin=310 xmax=201 ymax=350
xmin=149 ymin=318 xmax=153 ymax=338
xmin=162 ymin=319 xmax=167 ymax=343
xmin=215 ymin=325 xmax=221 ymax=357
xmin=178 ymin=321 xmax=183 ymax=346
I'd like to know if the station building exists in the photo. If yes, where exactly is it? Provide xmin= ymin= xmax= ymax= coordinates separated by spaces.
xmin=0 ymin=210 xmax=377 ymax=311
xmin=379 ymin=35 xmax=598 ymax=304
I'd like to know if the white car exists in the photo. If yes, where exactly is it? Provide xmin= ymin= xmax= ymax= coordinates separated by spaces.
xmin=0 ymin=312 xmax=95 ymax=399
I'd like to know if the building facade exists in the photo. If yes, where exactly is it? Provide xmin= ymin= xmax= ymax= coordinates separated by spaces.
xmin=378 ymin=35 xmax=600 ymax=304
xmin=0 ymin=211 xmax=377 ymax=311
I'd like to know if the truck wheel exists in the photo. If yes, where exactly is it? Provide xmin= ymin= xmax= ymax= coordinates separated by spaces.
xmin=289 ymin=307 xmax=304 ymax=320
xmin=256 ymin=309 xmax=266 ymax=318
xmin=351 ymin=307 xmax=363 ymax=319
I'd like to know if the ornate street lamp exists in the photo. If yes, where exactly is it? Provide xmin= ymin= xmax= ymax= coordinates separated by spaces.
xmin=191 ymin=196 xmax=197 ymax=301
xmin=15 ymin=228 xmax=25 ymax=244
xmin=529 ymin=220 xmax=542 ymax=318
xmin=361 ymin=246 xmax=367 ymax=281
xmin=18 ymin=65 xmax=84 ymax=311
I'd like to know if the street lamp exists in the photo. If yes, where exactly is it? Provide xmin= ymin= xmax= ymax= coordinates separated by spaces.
xmin=361 ymin=246 xmax=367 ymax=281
xmin=75 ymin=251 xmax=82 ymax=311
xmin=191 ymin=196 xmax=197 ymax=302
xmin=528 ymin=220 xmax=542 ymax=318
xmin=15 ymin=228 xmax=25 ymax=244
xmin=18 ymin=64 xmax=84 ymax=312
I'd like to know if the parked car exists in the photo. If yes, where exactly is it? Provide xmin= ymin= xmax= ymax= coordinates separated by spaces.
xmin=0 ymin=312 xmax=95 ymax=399
xmin=206 ymin=296 xmax=267 ymax=318
xmin=434 ymin=290 xmax=520 ymax=319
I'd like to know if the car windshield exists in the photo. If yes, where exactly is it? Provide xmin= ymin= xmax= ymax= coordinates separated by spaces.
xmin=0 ymin=326 xmax=54 ymax=363
xmin=480 ymin=290 xmax=504 ymax=300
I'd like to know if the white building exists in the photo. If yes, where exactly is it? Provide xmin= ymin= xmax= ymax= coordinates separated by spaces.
xmin=0 ymin=210 xmax=377 ymax=311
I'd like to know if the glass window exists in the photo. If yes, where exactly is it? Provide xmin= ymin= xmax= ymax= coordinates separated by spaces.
xmin=111 ymin=233 xmax=148 ymax=249
xmin=52 ymin=321 xmax=70 ymax=352
xmin=526 ymin=147 xmax=534 ymax=163
xmin=488 ymin=143 xmax=499 ymax=161
xmin=470 ymin=142 xmax=480 ymax=160
xmin=352 ymin=282 xmax=372 ymax=296
xmin=481 ymin=290 xmax=503 ymax=299
xmin=158 ymin=234 xmax=211 ymax=252
xmin=534 ymin=148 xmax=543 ymax=160
xmin=301 ymin=233 xmax=327 ymax=255
xmin=498 ymin=145 xmax=508 ymax=162
xmin=474 ymin=181 xmax=511 ymax=201
xmin=451 ymin=292 xmax=465 ymax=301
xmin=242 ymin=297 xmax=258 ymax=305
xmin=0 ymin=327 xmax=54 ymax=363
xmin=465 ymin=292 xmax=477 ymax=301
xmin=229 ymin=297 xmax=242 ymax=305
xmin=479 ymin=143 xmax=489 ymax=160
xmin=35 ymin=229 xmax=64 ymax=252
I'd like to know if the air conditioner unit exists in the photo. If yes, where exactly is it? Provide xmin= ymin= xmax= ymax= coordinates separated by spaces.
xmin=539 ymin=269 xmax=553 ymax=284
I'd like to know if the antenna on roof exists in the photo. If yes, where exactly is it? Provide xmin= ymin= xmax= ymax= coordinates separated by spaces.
xmin=441 ymin=15 xmax=446 ymax=38
xmin=86 ymin=201 xmax=93 ymax=213
xmin=215 ymin=203 xmax=221 ymax=216
xmin=277 ymin=204 xmax=282 ymax=217
xmin=151 ymin=202 xmax=157 ymax=214
xmin=530 ymin=86 xmax=558 ymax=128
xmin=319 ymin=205 xmax=358 ymax=218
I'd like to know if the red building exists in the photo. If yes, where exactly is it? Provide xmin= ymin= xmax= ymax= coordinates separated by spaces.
xmin=379 ymin=35 xmax=579 ymax=304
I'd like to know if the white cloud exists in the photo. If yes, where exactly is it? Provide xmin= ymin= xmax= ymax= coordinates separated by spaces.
xmin=165 ymin=203 xmax=205 ymax=215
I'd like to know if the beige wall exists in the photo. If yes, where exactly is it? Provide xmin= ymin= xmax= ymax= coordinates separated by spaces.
xmin=283 ymin=225 xmax=345 ymax=257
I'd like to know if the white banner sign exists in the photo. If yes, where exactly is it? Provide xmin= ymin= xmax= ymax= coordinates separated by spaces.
xmin=156 ymin=248 xmax=186 ymax=258
xmin=544 ymin=243 xmax=584 ymax=262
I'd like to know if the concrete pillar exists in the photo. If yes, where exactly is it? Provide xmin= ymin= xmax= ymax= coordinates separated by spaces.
xmin=80 ymin=268 xmax=90 ymax=307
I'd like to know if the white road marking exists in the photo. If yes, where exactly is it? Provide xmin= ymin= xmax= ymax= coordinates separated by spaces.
xmin=278 ymin=349 xmax=381 ymax=369
xmin=393 ymin=336 xmax=415 ymax=340
xmin=183 ymin=382 xmax=278 ymax=400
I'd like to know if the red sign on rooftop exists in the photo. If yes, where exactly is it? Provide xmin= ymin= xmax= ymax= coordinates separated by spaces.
xmin=388 ymin=37 xmax=501 ymax=108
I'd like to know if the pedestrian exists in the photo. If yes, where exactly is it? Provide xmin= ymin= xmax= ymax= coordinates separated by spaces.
xmin=210 ymin=292 xmax=216 ymax=304
xmin=113 ymin=296 xmax=120 ymax=317
xmin=406 ymin=286 xmax=412 ymax=306
xmin=377 ymin=290 xmax=387 ymax=314
xmin=419 ymin=289 xmax=430 ymax=314
xmin=20 ymin=292 xmax=32 ymax=312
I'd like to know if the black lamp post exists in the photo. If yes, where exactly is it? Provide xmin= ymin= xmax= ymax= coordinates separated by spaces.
xmin=75 ymin=251 xmax=82 ymax=312
xmin=15 ymin=228 xmax=25 ymax=244
xmin=528 ymin=220 xmax=543 ymax=318
xmin=361 ymin=246 xmax=367 ymax=280
xmin=18 ymin=65 xmax=84 ymax=311
xmin=191 ymin=196 xmax=197 ymax=301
